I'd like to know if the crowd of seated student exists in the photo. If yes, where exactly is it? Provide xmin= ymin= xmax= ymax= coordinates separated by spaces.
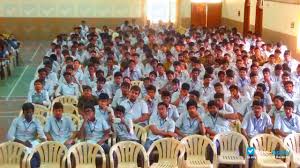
xmin=7 ymin=19 xmax=300 ymax=167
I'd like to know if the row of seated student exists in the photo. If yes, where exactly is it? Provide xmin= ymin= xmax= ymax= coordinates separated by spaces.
xmin=6 ymin=95 xmax=299 ymax=167
xmin=0 ymin=33 xmax=20 ymax=79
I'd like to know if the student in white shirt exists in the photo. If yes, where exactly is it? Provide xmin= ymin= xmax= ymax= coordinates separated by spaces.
xmin=27 ymin=79 xmax=51 ymax=107
xmin=204 ymin=100 xmax=232 ymax=139
xmin=171 ymin=83 xmax=190 ymax=115
xmin=82 ymin=64 xmax=97 ymax=89
xmin=187 ymin=68 xmax=202 ymax=92
xmin=55 ymin=72 xmax=81 ymax=97
xmin=268 ymin=95 xmax=285 ymax=124
xmin=228 ymin=85 xmax=251 ymax=121
xmin=274 ymin=101 xmax=300 ymax=137
xmin=120 ymin=85 xmax=149 ymax=126
xmin=199 ymin=74 xmax=215 ymax=103
xmin=241 ymin=100 xmax=273 ymax=140
xmin=279 ymin=81 xmax=300 ymax=102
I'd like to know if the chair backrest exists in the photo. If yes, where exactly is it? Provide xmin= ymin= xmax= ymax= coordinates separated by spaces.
xmin=213 ymin=132 xmax=248 ymax=155
xmin=63 ymin=113 xmax=81 ymax=131
xmin=181 ymin=135 xmax=217 ymax=158
xmin=34 ymin=114 xmax=46 ymax=127
xmin=250 ymin=134 xmax=283 ymax=152
xmin=34 ymin=104 xmax=50 ymax=117
xmin=109 ymin=141 xmax=148 ymax=168
xmin=147 ymin=138 xmax=184 ymax=163
xmin=0 ymin=141 xmax=27 ymax=166
xmin=27 ymin=141 xmax=67 ymax=167
xmin=131 ymin=81 xmax=143 ymax=87
xmin=19 ymin=104 xmax=50 ymax=117
xmin=63 ymin=104 xmax=79 ymax=116
xmin=53 ymin=96 xmax=78 ymax=106
xmin=230 ymin=120 xmax=241 ymax=133
xmin=284 ymin=133 xmax=300 ymax=154
xmin=67 ymin=142 xmax=106 ymax=168
xmin=133 ymin=124 xmax=147 ymax=145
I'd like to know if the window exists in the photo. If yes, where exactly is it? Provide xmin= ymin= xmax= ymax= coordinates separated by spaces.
xmin=146 ymin=0 xmax=177 ymax=23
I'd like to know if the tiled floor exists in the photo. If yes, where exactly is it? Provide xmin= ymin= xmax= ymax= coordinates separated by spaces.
xmin=0 ymin=41 xmax=48 ymax=142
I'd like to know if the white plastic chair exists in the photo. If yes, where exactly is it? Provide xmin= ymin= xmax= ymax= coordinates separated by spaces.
xmin=0 ymin=141 xmax=28 ymax=168
xmin=26 ymin=141 xmax=67 ymax=168
xmin=63 ymin=104 xmax=79 ymax=116
xmin=250 ymin=134 xmax=290 ymax=168
xmin=109 ymin=141 xmax=149 ymax=168
xmin=181 ymin=135 xmax=217 ymax=168
xmin=133 ymin=124 xmax=147 ymax=145
xmin=147 ymin=138 xmax=185 ymax=168
xmin=284 ymin=133 xmax=300 ymax=168
xmin=63 ymin=113 xmax=82 ymax=131
xmin=67 ymin=142 xmax=106 ymax=168
xmin=52 ymin=96 xmax=78 ymax=106
xmin=131 ymin=81 xmax=143 ymax=87
xmin=213 ymin=131 xmax=249 ymax=168
xmin=34 ymin=114 xmax=46 ymax=127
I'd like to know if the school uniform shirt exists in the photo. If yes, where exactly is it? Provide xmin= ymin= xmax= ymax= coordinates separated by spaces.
xmin=175 ymin=112 xmax=203 ymax=136
xmin=82 ymin=72 xmax=97 ymax=89
xmin=55 ymin=82 xmax=80 ymax=97
xmin=27 ymin=90 xmax=51 ymax=106
xmin=147 ymin=115 xmax=175 ymax=141
xmin=120 ymin=99 xmax=149 ymax=125
xmin=271 ymin=82 xmax=286 ymax=96
xmin=241 ymin=112 xmax=273 ymax=138
xmin=151 ymin=104 xmax=179 ymax=123
xmin=197 ymin=105 xmax=206 ymax=119
xmin=268 ymin=106 xmax=285 ymax=118
xmin=155 ymin=74 xmax=168 ymax=89
xmin=7 ymin=116 xmax=46 ymax=142
xmin=171 ymin=92 xmax=189 ymax=115
xmin=243 ymin=83 xmax=257 ymax=98
xmin=279 ymin=90 xmax=300 ymax=102
xmin=259 ymin=78 xmax=273 ymax=93
xmin=83 ymin=118 xmax=110 ymax=144
xmin=47 ymin=71 xmax=58 ymax=85
xmin=94 ymin=105 xmax=114 ymax=124
xmin=113 ymin=118 xmax=138 ymax=141
xmin=123 ymin=68 xmax=143 ymax=81
xmin=284 ymin=59 xmax=299 ymax=73
xmin=187 ymin=78 xmax=202 ymax=92
xmin=229 ymin=96 xmax=251 ymax=115
xmin=74 ymin=68 xmax=84 ymax=84
xmin=29 ymin=79 xmax=55 ymax=96
xmin=274 ymin=113 xmax=300 ymax=134
xmin=199 ymin=84 xmax=215 ymax=103
xmin=102 ymin=65 xmax=120 ymax=78
xmin=203 ymin=113 xmax=232 ymax=134
xmin=111 ymin=93 xmax=128 ymax=108
xmin=176 ymin=70 xmax=190 ymax=83
xmin=104 ymin=81 xmax=121 ymax=97
xmin=76 ymin=50 xmax=90 ymax=63
xmin=219 ymin=103 xmax=234 ymax=114
xmin=44 ymin=116 xmax=76 ymax=143
xmin=92 ymin=87 xmax=112 ymax=99
xmin=145 ymin=97 xmax=160 ymax=116
xmin=235 ymin=77 xmax=250 ymax=92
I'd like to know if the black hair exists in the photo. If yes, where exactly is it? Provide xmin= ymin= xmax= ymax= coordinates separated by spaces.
xmin=53 ymin=102 xmax=64 ymax=110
